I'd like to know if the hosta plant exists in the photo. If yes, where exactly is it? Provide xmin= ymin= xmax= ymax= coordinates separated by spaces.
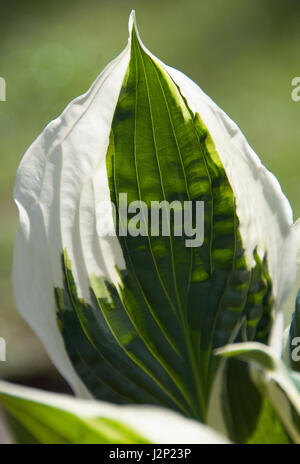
xmin=6 ymin=11 xmax=300 ymax=443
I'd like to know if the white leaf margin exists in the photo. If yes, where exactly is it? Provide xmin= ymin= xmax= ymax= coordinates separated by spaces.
xmin=0 ymin=381 xmax=230 ymax=444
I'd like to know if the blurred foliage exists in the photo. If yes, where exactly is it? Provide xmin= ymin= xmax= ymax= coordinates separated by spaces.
xmin=0 ymin=0 xmax=300 ymax=383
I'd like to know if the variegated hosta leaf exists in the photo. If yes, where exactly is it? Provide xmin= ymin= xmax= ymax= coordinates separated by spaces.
xmin=216 ymin=322 xmax=300 ymax=443
xmin=12 ymin=11 xmax=298 ymax=442
xmin=0 ymin=381 xmax=229 ymax=444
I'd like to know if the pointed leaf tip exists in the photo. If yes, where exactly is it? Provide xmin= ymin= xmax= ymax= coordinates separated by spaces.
xmin=128 ymin=10 xmax=137 ymax=37
xmin=128 ymin=10 xmax=143 ymax=47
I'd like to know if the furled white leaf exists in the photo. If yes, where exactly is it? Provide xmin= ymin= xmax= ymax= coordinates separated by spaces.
xmin=12 ymin=22 xmax=131 ymax=397
xmin=215 ymin=318 xmax=300 ymax=443
xmin=0 ymin=381 xmax=229 ymax=444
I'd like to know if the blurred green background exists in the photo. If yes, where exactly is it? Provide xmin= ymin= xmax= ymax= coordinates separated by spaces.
xmin=0 ymin=0 xmax=300 ymax=434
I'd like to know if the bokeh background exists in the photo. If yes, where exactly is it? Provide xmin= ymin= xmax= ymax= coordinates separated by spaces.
xmin=0 ymin=0 xmax=300 ymax=442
